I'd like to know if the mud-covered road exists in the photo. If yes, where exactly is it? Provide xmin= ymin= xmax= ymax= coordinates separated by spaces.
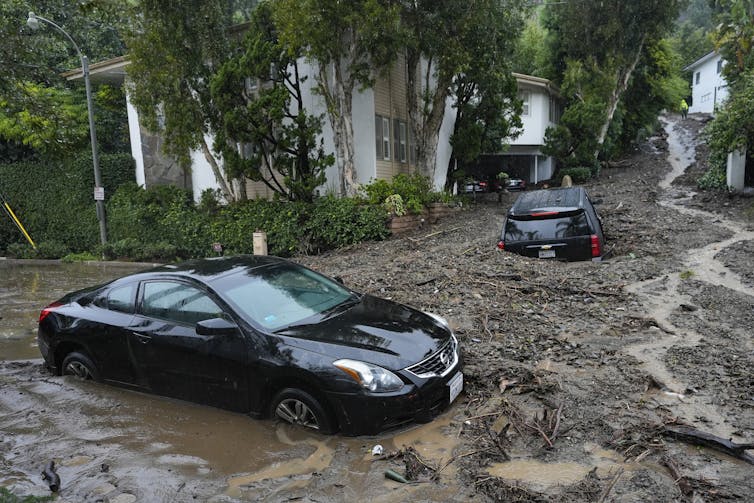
xmin=1 ymin=116 xmax=753 ymax=502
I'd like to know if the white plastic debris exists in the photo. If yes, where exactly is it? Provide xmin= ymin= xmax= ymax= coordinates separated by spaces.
xmin=372 ymin=444 xmax=384 ymax=456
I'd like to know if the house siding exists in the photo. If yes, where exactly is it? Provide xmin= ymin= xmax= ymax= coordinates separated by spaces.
xmin=687 ymin=52 xmax=728 ymax=114
xmin=374 ymin=55 xmax=414 ymax=181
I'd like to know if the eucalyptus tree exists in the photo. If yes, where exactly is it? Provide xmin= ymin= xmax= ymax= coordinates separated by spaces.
xmin=211 ymin=1 xmax=333 ymax=202
xmin=272 ymin=0 xmax=401 ymax=196
xmin=127 ymin=1 xmax=256 ymax=202
xmin=543 ymin=0 xmax=685 ymax=167
xmin=400 ymin=0 xmax=528 ymax=186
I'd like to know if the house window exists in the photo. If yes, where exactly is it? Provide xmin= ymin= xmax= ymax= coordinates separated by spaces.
xmin=399 ymin=122 xmax=407 ymax=163
xmin=519 ymin=91 xmax=530 ymax=116
xmin=717 ymin=59 xmax=723 ymax=74
xmin=695 ymin=72 xmax=700 ymax=85
xmin=382 ymin=117 xmax=391 ymax=160
xmin=701 ymin=93 xmax=711 ymax=103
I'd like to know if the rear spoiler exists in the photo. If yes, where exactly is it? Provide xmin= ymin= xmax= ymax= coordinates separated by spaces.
xmin=508 ymin=207 xmax=584 ymax=220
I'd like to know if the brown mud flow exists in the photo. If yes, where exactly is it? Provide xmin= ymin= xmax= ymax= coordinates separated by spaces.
xmin=2 ymin=115 xmax=754 ymax=501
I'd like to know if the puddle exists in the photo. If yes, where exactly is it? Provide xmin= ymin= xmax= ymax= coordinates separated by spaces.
xmin=487 ymin=442 xmax=647 ymax=490
xmin=0 ymin=261 xmax=146 ymax=360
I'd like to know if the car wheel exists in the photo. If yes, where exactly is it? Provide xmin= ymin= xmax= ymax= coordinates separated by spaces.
xmin=61 ymin=351 xmax=100 ymax=381
xmin=270 ymin=388 xmax=335 ymax=434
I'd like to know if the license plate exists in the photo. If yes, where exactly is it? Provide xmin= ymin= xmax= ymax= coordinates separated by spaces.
xmin=538 ymin=249 xmax=556 ymax=258
xmin=448 ymin=372 xmax=463 ymax=404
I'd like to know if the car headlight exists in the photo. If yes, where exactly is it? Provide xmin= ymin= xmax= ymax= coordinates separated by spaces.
xmin=333 ymin=359 xmax=404 ymax=393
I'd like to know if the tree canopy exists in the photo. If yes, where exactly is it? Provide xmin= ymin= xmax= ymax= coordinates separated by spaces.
xmin=541 ymin=0 xmax=686 ymax=171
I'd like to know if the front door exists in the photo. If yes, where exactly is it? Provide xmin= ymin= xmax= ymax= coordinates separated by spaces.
xmin=129 ymin=280 xmax=250 ymax=411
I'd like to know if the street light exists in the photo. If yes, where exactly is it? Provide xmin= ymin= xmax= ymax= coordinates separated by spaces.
xmin=26 ymin=11 xmax=108 ymax=247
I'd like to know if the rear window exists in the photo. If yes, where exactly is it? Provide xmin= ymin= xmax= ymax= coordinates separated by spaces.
xmin=504 ymin=212 xmax=590 ymax=241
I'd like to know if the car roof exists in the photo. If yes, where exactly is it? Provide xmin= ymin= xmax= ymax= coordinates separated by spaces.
xmin=121 ymin=255 xmax=288 ymax=284
xmin=508 ymin=187 xmax=589 ymax=216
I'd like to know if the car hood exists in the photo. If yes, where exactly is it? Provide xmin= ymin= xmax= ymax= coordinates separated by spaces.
xmin=273 ymin=295 xmax=451 ymax=369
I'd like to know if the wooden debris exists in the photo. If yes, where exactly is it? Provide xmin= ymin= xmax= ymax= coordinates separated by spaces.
xmin=663 ymin=424 xmax=754 ymax=464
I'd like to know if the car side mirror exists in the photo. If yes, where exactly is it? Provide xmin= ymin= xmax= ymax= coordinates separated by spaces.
xmin=196 ymin=317 xmax=239 ymax=336
xmin=334 ymin=276 xmax=345 ymax=285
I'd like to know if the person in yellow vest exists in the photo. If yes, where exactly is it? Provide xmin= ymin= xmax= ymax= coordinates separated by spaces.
xmin=680 ymin=99 xmax=689 ymax=120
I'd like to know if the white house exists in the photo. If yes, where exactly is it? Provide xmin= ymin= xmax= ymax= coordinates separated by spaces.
xmin=64 ymin=56 xmax=455 ymax=202
xmin=684 ymin=51 xmax=728 ymax=114
xmin=476 ymin=73 xmax=561 ymax=185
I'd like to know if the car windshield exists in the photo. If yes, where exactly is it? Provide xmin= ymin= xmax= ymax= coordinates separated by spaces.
xmin=505 ymin=211 xmax=589 ymax=241
xmin=214 ymin=263 xmax=354 ymax=330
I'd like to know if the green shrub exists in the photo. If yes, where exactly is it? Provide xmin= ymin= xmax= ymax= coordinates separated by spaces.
xmin=363 ymin=173 xmax=436 ymax=214
xmin=35 ymin=241 xmax=70 ymax=259
xmin=306 ymin=196 xmax=389 ymax=251
xmin=6 ymin=242 xmax=35 ymax=258
xmin=0 ymin=152 xmax=134 ymax=253
xmin=383 ymin=194 xmax=406 ymax=216
xmin=697 ymin=165 xmax=728 ymax=191
xmin=62 ymin=251 xmax=99 ymax=263
xmin=558 ymin=167 xmax=592 ymax=184
xmin=211 ymin=200 xmax=309 ymax=257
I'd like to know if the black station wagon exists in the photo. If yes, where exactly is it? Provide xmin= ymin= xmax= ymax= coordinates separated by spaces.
xmin=497 ymin=186 xmax=606 ymax=261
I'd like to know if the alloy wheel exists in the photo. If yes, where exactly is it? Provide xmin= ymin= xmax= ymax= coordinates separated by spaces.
xmin=64 ymin=361 xmax=92 ymax=379
xmin=275 ymin=398 xmax=320 ymax=430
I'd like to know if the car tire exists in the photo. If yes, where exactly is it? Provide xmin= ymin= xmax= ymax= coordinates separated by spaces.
xmin=270 ymin=388 xmax=335 ymax=434
xmin=61 ymin=351 xmax=100 ymax=381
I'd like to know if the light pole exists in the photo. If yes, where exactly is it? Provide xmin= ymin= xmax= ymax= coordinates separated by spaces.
xmin=26 ymin=11 xmax=107 ymax=247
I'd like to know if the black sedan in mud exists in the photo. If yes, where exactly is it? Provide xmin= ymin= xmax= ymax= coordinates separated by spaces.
xmin=38 ymin=256 xmax=463 ymax=435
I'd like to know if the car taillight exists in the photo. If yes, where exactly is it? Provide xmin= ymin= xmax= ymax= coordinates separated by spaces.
xmin=497 ymin=240 xmax=505 ymax=250
xmin=591 ymin=234 xmax=601 ymax=257
xmin=39 ymin=302 xmax=62 ymax=323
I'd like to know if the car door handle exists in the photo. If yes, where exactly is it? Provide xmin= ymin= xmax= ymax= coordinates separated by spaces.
xmin=132 ymin=332 xmax=152 ymax=344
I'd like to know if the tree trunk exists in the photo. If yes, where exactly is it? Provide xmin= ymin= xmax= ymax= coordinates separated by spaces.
xmin=406 ymin=53 xmax=451 ymax=188
xmin=318 ymin=60 xmax=358 ymax=196
xmin=200 ymin=136 xmax=237 ymax=202
xmin=594 ymin=34 xmax=647 ymax=159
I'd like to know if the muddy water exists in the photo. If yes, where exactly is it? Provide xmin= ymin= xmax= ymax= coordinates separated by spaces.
xmin=0 ymin=260 xmax=148 ymax=360
xmin=0 ymin=259 xmax=467 ymax=501
xmin=625 ymin=117 xmax=754 ymax=441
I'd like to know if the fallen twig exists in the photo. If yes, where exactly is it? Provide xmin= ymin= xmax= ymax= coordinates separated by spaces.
xmin=663 ymin=424 xmax=754 ymax=464
xmin=597 ymin=468 xmax=624 ymax=503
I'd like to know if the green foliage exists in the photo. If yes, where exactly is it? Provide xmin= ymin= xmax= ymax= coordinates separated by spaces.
xmin=446 ymin=0 xmax=527 ymax=187
xmin=211 ymin=2 xmax=333 ymax=202
xmin=0 ymin=152 xmax=135 ymax=253
xmin=703 ymin=68 xmax=754 ymax=189
xmin=711 ymin=0 xmax=754 ymax=87
xmin=6 ymin=240 xmax=69 ymax=259
xmin=558 ymin=167 xmax=592 ymax=183
xmin=363 ymin=174 xmax=435 ymax=214
xmin=0 ymin=486 xmax=53 ymax=502
xmin=305 ymin=196 xmax=389 ymax=252
xmin=62 ymin=251 xmax=99 ymax=263
xmin=542 ymin=0 xmax=685 ymax=165
xmin=0 ymin=82 xmax=89 ymax=156
xmin=210 ymin=200 xmax=308 ymax=257
xmin=383 ymin=194 xmax=406 ymax=216
xmin=100 ymin=239 xmax=180 ymax=262
xmin=126 ymin=0 xmax=241 ymax=201
xmin=696 ymin=164 xmax=728 ymax=190
xmin=511 ymin=14 xmax=552 ymax=77
xmin=104 ymin=182 xmax=390 ymax=259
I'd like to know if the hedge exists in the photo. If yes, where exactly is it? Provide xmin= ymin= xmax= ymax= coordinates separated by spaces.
xmin=0 ymin=153 xmax=134 ymax=253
